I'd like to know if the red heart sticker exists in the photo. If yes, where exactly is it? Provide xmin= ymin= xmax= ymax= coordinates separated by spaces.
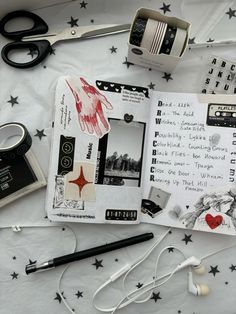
xmin=205 ymin=214 xmax=223 ymax=229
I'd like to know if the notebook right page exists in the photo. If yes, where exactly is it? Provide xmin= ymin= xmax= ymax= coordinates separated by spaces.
xmin=141 ymin=92 xmax=236 ymax=235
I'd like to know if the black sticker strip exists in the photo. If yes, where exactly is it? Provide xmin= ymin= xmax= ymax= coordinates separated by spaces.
xmin=130 ymin=17 xmax=147 ymax=47
xmin=95 ymin=80 xmax=150 ymax=98
xmin=0 ymin=122 xmax=32 ymax=161
xmin=159 ymin=25 xmax=177 ymax=55
xmin=57 ymin=135 xmax=76 ymax=175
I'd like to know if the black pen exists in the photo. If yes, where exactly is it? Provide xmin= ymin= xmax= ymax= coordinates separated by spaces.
xmin=25 ymin=232 xmax=154 ymax=274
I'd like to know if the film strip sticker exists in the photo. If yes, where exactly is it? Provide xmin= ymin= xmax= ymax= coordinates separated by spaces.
xmin=95 ymin=80 xmax=150 ymax=98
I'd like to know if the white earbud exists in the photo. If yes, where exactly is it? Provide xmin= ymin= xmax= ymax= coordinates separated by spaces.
xmin=188 ymin=271 xmax=210 ymax=296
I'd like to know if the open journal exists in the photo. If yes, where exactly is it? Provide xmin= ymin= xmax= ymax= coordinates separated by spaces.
xmin=46 ymin=76 xmax=236 ymax=235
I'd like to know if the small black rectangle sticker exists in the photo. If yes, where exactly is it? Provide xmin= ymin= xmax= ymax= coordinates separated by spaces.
xmin=105 ymin=209 xmax=137 ymax=221
xmin=207 ymin=103 xmax=236 ymax=128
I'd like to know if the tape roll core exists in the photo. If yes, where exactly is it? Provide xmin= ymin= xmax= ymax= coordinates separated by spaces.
xmin=0 ymin=123 xmax=32 ymax=160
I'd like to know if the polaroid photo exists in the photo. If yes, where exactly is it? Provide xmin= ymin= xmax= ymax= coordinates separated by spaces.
xmin=96 ymin=118 xmax=146 ymax=187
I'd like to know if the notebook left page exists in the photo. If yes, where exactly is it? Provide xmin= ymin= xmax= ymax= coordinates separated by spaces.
xmin=46 ymin=76 xmax=150 ymax=224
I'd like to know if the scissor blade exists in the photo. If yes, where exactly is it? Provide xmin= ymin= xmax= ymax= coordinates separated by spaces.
xmin=48 ymin=24 xmax=131 ymax=45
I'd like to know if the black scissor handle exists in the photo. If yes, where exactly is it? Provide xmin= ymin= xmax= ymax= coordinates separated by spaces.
xmin=1 ymin=10 xmax=48 ymax=40
xmin=1 ymin=40 xmax=51 ymax=69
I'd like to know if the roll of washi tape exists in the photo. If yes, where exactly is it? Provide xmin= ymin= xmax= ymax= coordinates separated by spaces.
xmin=170 ymin=27 xmax=187 ymax=57
xmin=152 ymin=21 xmax=167 ymax=54
xmin=130 ymin=17 xmax=147 ymax=47
xmin=0 ymin=122 xmax=32 ymax=160
xmin=140 ymin=18 xmax=158 ymax=51
xmin=159 ymin=25 xmax=177 ymax=55
xmin=150 ymin=21 xmax=161 ymax=54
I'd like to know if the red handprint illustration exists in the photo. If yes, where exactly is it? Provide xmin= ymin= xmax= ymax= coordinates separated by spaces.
xmin=66 ymin=77 xmax=113 ymax=138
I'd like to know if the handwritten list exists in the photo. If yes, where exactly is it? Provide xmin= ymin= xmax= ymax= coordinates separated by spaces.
xmin=144 ymin=93 xmax=235 ymax=199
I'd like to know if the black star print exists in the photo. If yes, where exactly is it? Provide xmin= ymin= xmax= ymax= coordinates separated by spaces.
xmin=136 ymin=282 xmax=143 ymax=289
xmin=62 ymin=227 xmax=66 ymax=231
xmin=229 ymin=264 xmax=236 ymax=272
xmin=92 ymin=258 xmax=104 ymax=269
xmin=12 ymin=256 xmax=16 ymax=260
xmin=80 ymin=1 xmax=88 ymax=8
xmin=75 ymin=290 xmax=83 ymax=298
xmin=159 ymin=2 xmax=171 ymax=14
xmin=226 ymin=8 xmax=236 ymax=19
xmin=207 ymin=38 xmax=214 ymax=42
xmin=123 ymin=57 xmax=134 ymax=69
xmin=188 ymin=37 xmax=196 ymax=44
xmin=162 ymin=73 xmax=173 ymax=82
xmin=209 ymin=265 xmax=220 ymax=277
xmin=178 ymin=311 xmax=181 ymax=314
xmin=27 ymin=48 xmax=38 ymax=58
xmin=110 ymin=46 xmax=117 ymax=53
xmin=67 ymin=16 xmax=79 ymax=27
xmin=49 ymin=47 xmax=56 ymax=55
xmin=148 ymin=82 xmax=155 ymax=89
xmin=225 ymin=281 xmax=229 ymax=285
xmin=150 ymin=292 xmax=162 ymax=302
xmin=11 ymin=272 xmax=19 ymax=279
xmin=34 ymin=129 xmax=46 ymax=140
xmin=168 ymin=247 xmax=174 ymax=252
xmin=28 ymin=259 xmax=37 ymax=265
xmin=115 ymin=258 xmax=119 ymax=262
xmin=7 ymin=96 xmax=19 ymax=107
xmin=90 ymin=19 xmax=94 ymax=23
xmin=54 ymin=292 xmax=66 ymax=303
xmin=182 ymin=234 xmax=193 ymax=245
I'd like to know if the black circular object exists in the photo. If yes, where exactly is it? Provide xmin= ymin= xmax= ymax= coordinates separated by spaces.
xmin=130 ymin=17 xmax=147 ymax=47
xmin=0 ymin=122 xmax=32 ymax=160
xmin=159 ymin=25 xmax=177 ymax=55
xmin=131 ymin=48 xmax=143 ymax=55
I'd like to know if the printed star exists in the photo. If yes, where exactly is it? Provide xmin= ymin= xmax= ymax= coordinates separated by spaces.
xmin=92 ymin=258 xmax=104 ymax=269
xmin=49 ymin=47 xmax=56 ymax=55
xmin=54 ymin=292 xmax=66 ymax=303
xmin=115 ymin=258 xmax=119 ymax=262
xmin=110 ymin=46 xmax=117 ymax=53
xmin=148 ymin=82 xmax=155 ymax=89
xmin=28 ymin=259 xmax=37 ymax=265
xmin=90 ymin=19 xmax=94 ymax=23
xmin=225 ymin=281 xmax=229 ymax=285
xmin=69 ymin=166 xmax=92 ymax=197
xmin=226 ymin=8 xmax=236 ymax=19
xmin=168 ymin=247 xmax=174 ymax=252
xmin=207 ymin=38 xmax=214 ymax=42
xmin=27 ymin=48 xmax=38 ymax=58
xmin=67 ymin=16 xmax=79 ymax=27
xmin=7 ymin=96 xmax=19 ymax=107
xmin=11 ymin=272 xmax=19 ymax=279
xmin=136 ymin=282 xmax=143 ymax=288
xmin=34 ymin=129 xmax=47 ymax=140
xmin=123 ymin=57 xmax=134 ymax=69
xmin=12 ymin=256 xmax=16 ymax=260
xmin=209 ymin=265 xmax=220 ymax=277
xmin=80 ymin=1 xmax=88 ymax=8
xmin=159 ymin=2 xmax=171 ymax=14
xmin=182 ymin=234 xmax=193 ymax=245
xmin=150 ymin=292 xmax=162 ymax=302
xmin=229 ymin=264 xmax=236 ymax=272
xmin=162 ymin=73 xmax=173 ymax=82
xmin=188 ymin=37 xmax=196 ymax=44
xmin=75 ymin=290 xmax=83 ymax=298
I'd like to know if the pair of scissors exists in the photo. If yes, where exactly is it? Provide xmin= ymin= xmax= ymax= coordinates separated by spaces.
xmin=0 ymin=10 xmax=130 ymax=69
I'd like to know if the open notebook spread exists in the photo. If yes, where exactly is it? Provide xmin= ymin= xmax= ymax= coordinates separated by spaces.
xmin=46 ymin=75 xmax=236 ymax=235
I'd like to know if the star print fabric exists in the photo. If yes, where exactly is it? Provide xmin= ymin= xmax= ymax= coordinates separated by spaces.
xmin=1 ymin=0 xmax=236 ymax=314
xmin=0 ymin=226 xmax=76 ymax=314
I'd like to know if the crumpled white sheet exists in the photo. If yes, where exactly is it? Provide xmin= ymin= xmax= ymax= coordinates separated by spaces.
xmin=1 ymin=0 xmax=236 ymax=313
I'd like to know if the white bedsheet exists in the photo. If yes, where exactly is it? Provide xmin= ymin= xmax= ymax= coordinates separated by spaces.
xmin=1 ymin=1 xmax=236 ymax=313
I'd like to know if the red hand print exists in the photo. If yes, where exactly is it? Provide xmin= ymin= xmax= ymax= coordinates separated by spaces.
xmin=66 ymin=77 xmax=113 ymax=138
